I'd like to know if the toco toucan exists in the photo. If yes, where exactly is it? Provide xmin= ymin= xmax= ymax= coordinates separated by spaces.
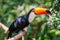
xmin=7 ymin=7 xmax=51 ymax=39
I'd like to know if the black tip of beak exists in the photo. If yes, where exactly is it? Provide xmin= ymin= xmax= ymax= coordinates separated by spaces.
xmin=46 ymin=10 xmax=52 ymax=15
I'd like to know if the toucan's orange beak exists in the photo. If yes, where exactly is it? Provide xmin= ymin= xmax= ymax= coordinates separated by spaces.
xmin=34 ymin=7 xmax=51 ymax=15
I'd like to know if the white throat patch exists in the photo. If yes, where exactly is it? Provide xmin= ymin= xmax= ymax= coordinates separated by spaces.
xmin=28 ymin=12 xmax=36 ymax=23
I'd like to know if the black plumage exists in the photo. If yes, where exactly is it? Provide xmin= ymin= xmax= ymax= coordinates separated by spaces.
xmin=7 ymin=8 xmax=34 ymax=38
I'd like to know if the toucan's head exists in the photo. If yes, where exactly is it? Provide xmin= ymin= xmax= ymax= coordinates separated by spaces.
xmin=28 ymin=7 xmax=51 ymax=23
xmin=33 ymin=7 xmax=51 ymax=15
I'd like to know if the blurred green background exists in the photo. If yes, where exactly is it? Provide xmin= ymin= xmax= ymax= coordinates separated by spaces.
xmin=0 ymin=0 xmax=60 ymax=40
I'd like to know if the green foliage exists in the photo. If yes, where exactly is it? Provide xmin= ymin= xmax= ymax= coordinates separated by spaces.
xmin=0 ymin=0 xmax=60 ymax=40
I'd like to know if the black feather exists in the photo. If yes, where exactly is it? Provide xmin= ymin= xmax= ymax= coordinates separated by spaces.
xmin=7 ymin=8 xmax=34 ymax=38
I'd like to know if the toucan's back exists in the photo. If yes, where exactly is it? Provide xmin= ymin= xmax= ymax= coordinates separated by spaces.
xmin=7 ymin=16 xmax=29 ymax=38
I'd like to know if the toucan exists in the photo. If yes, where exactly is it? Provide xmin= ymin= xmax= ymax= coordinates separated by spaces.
xmin=7 ymin=7 xmax=51 ymax=38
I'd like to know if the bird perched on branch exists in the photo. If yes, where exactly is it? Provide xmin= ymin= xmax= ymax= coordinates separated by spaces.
xmin=8 ymin=7 xmax=51 ymax=38
xmin=0 ymin=7 xmax=51 ymax=40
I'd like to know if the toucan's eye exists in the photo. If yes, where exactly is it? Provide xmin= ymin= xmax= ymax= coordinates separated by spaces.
xmin=46 ymin=10 xmax=51 ymax=14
